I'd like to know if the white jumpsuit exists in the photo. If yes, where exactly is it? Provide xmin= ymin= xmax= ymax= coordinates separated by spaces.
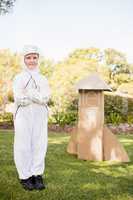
xmin=12 ymin=66 xmax=51 ymax=180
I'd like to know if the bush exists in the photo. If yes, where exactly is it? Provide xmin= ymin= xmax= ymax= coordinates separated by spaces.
xmin=50 ymin=92 xmax=133 ymax=126
xmin=0 ymin=112 xmax=13 ymax=126
xmin=117 ymin=82 xmax=133 ymax=95
xmin=1 ymin=93 xmax=133 ymax=127
xmin=104 ymin=93 xmax=133 ymax=124
xmin=49 ymin=98 xmax=78 ymax=126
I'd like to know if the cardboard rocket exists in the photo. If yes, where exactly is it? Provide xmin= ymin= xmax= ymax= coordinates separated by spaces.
xmin=67 ymin=73 xmax=129 ymax=162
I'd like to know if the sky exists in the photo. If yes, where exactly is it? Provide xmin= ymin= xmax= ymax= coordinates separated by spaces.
xmin=0 ymin=0 xmax=133 ymax=63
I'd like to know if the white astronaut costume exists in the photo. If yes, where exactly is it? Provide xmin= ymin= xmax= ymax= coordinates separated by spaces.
xmin=13 ymin=46 xmax=51 ymax=180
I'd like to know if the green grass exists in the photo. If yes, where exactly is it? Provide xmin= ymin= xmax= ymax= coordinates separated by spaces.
xmin=0 ymin=130 xmax=133 ymax=200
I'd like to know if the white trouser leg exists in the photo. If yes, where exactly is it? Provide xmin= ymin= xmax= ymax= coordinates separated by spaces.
xmin=31 ymin=106 xmax=48 ymax=176
xmin=13 ymin=109 xmax=32 ymax=179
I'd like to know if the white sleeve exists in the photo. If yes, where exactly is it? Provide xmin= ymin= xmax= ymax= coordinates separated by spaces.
xmin=27 ymin=77 xmax=51 ymax=105
xmin=13 ymin=75 xmax=32 ymax=106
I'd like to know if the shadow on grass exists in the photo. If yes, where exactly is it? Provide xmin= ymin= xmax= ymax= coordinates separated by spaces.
xmin=45 ymin=138 xmax=133 ymax=200
xmin=0 ymin=132 xmax=133 ymax=200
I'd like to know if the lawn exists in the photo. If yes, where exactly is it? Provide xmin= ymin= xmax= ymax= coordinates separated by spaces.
xmin=0 ymin=130 xmax=133 ymax=200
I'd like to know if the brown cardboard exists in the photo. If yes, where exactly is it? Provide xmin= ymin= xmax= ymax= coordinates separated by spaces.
xmin=67 ymin=73 xmax=130 ymax=162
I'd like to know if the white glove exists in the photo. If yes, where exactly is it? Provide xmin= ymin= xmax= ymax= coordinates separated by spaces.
xmin=26 ymin=88 xmax=49 ymax=105
xmin=15 ymin=94 xmax=32 ymax=106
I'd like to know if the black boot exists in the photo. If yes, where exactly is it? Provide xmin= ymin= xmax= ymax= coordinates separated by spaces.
xmin=20 ymin=176 xmax=34 ymax=190
xmin=32 ymin=175 xmax=46 ymax=190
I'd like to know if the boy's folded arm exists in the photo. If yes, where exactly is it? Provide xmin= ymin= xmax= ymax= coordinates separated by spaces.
xmin=13 ymin=76 xmax=32 ymax=106
xmin=31 ymin=90 xmax=51 ymax=105
xmin=26 ymin=79 xmax=51 ymax=105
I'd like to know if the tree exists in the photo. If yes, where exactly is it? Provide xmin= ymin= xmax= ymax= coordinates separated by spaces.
xmin=49 ymin=48 xmax=103 ymax=125
xmin=39 ymin=58 xmax=55 ymax=78
xmin=0 ymin=0 xmax=16 ymax=14
xmin=67 ymin=47 xmax=101 ymax=64
xmin=0 ymin=49 xmax=20 ymax=109
xmin=104 ymin=48 xmax=129 ymax=75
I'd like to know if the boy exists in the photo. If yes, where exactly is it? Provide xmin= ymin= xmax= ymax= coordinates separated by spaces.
xmin=12 ymin=45 xmax=51 ymax=190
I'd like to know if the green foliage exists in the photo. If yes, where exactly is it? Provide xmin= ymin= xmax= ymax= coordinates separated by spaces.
xmin=104 ymin=48 xmax=127 ymax=68
xmin=0 ymin=47 xmax=133 ymax=126
xmin=127 ymin=115 xmax=133 ymax=124
xmin=0 ymin=50 xmax=21 ymax=107
xmin=0 ymin=112 xmax=13 ymax=125
xmin=50 ymin=110 xmax=77 ymax=126
xmin=106 ymin=112 xmax=122 ymax=125
xmin=117 ymin=82 xmax=133 ymax=95
xmin=68 ymin=47 xmax=101 ymax=63
xmin=0 ymin=0 xmax=16 ymax=14
xmin=0 ymin=95 xmax=3 ymax=106
xmin=104 ymin=48 xmax=133 ymax=88
xmin=49 ymin=97 xmax=78 ymax=126
xmin=114 ymin=73 xmax=131 ymax=85
xmin=49 ymin=48 xmax=103 ymax=125
xmin=39 ymin=58 xmax=55 ymax=78
xmin=105 ymin=93 xmax=133 ymax=124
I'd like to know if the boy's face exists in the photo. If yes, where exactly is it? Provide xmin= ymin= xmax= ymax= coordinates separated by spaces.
xmin=24 ymin=53 xmax=39 ymax=70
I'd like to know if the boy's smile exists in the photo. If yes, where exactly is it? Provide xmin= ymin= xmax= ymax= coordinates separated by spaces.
xmin=24 ymin=53 xmax=39 ymax=70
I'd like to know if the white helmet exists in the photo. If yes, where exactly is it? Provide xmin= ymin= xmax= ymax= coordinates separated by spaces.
xmin=22 ymin=45 xmax=40 ymax=57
